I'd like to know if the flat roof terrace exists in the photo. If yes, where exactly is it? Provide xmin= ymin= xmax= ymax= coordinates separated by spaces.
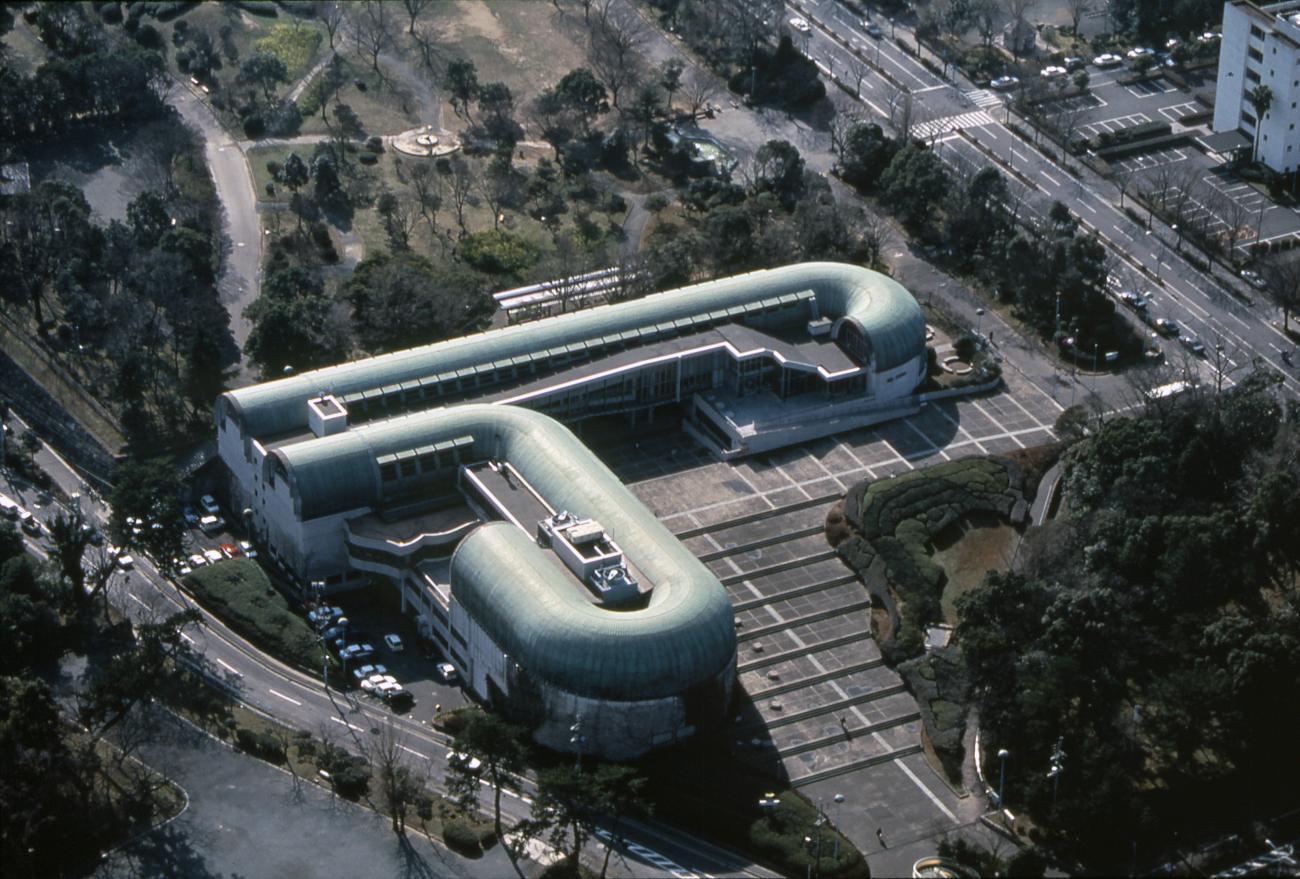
xmin=462 ymin=462 xmax=652 ymax=607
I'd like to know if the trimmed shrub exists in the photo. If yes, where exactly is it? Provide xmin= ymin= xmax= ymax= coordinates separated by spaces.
xmin=235 ymin=727 xmax=287 ymax=763
xmin=458 ymin=230 xmax=539 ymax=276
xmin=443 ymin=819 xmax=483 ymax=857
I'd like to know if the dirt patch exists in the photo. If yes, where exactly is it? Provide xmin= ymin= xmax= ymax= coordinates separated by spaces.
xmin=932 ymin=513 xmax=1020 ymax=624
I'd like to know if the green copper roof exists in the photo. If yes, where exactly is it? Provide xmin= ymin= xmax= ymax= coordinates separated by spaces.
xmin=273 ymin=405 xmax=736 ymax=700
xmin=223 ymin=262 xmax=925 ymax=439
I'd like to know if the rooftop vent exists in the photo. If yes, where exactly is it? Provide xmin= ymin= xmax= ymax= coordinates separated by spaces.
xmin=588 ymin=563 xmax=640 ymax=606
xmin=307 ymin=394 xmax=347 ymax=438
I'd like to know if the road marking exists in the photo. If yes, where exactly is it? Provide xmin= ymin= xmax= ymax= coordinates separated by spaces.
xmin=181 ymin=632 xmax=196 ymax=644
xmin=216 ymin=657 xmax=241 ymax=676
xmin=896 ymin=757 xmax=958 ymax=821
xmin=330 ymin=716 xmax=363 ymax=731
xmin=1080 ymin=200 xmax=1097 ymax=213
xmin=268 ymin=688 xmax=301 ymax=706
xmin=1011 ymin=149 xmax=1029 ymax=162
xmin=595 ymin=829 xmax=710 ymax=879
xmin=128 ymin=592 xmax=149 ymax=608
xmin=397 ymin=744 xmax=428 ymax=760
xmin=1039 ymin=169 xmax=1061 ymax=186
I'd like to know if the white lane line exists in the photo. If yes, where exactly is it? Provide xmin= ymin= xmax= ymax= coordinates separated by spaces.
xmin=216 ymin=657 xmax=242 ymax=676
xmin=1039 ymin=169 xmax=1061 ymax=186
xmin=1080 ymin=200 xmax=1097 ymax=213
xmin=128 ymin=592 xmax=149 ymax=608
xmin=1011 ymin=149 xmax=1029 ymax=162
xmin=181 ymin=632 xmax=196 ymax=644
xmin=268 ymin=688 xmax=301 ymax=706
xmin=330 ymin=716 xmax=363 ymax=731
xmin=897 ymin=756 xmax=958 ymax=821
xmin=398 ymin=744 xmax=428 ymax=760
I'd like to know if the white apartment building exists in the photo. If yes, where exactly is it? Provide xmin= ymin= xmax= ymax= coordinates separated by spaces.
xmin=1213 ymin=0 xmax=1300 ymax=179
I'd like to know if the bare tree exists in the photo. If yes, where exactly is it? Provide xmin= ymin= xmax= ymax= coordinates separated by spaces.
xmin=1110 ymin=160 xmax=1137 ymax=210
xmin=845 ymin=53 xmax=871 ymax=98
xmin=1066 ymin=0 xmax=1091 ymax=35
xmin=1262 ymin=256 xmax=1300 ymax=333
xmin=352 ymin=0 xmax=395 ymax=81
xmin=316 ymin=0 xmax=345 ymax=51
xmin=399 ymin=0 xmax=431 ymax=35
xmin=370 ymin=721 xmax=425 ymax=834
xmin=884 ymin=82 xmax=915 ymax=138
xmin=973 ymin=0 xmax=1000 ymax=46
xmin=587 ymin=7 xmax=646 ymax=111
xmin=1214 ymin=186 xmax=1254 ymax=264
xmin=443 ymin=156 xmax=475 ymax=238
xmin=397 ymin=159 xmax=445 ymax=247
xmin=829 ymin=110 xmax=865 ymax=165
xmin=682 ymin=69 xmax=716 ymax=119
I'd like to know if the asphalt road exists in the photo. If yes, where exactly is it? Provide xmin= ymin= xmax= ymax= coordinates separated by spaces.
xmin=787 ymin=0 xmax=1300 ymax=400
xmin=4 ymin=414 xmax=777 ymax=879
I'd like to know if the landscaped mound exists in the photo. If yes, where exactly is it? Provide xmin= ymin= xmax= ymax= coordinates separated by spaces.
xmin=832 ymin=456 xmax=1029 ymax=660
xmin=829 ymin=456 xmax=1029 ymax=780
xmin=184 ymin=558 xmax=322 ymax=673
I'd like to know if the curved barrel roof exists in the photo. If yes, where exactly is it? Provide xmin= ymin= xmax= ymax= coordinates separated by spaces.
xmin=222 ymin=262 xmax=925 ymax=439
xmin=272 ymin=405 xmax=736 ymax=699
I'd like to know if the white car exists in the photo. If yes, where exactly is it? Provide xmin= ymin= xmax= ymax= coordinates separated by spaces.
xmin=1092 ymin=53 xmax=1123 ymax=67
xmin=1126 ymin=46 xmax=1155 ymax=59
xmin=202 ymin=548 xmax=223 ymax=564
xmin=198 ymin=515 xmax=224 ymax=535
xmin=238 ymin=540 xmax=258 ymax=559
xmin=446 ymin=751 xmax=483 ymax=773
xmin=990 ymin=75 xmax=1020 ymax=91
xmin=361 ymin=673 xmax=397 ymax=691
xmin=188 ymin=553 xmax=208 ymax=568
xmin=1240 ymin=268 xmax=1267 ymax=289
xmin=1041 ymin=65 xmax=1067 ymax=78
xmin=116 ymin=554 xmax=135 ymax=571
xmin=788 ymin=16 xmax=811 ymax=33
xmin=436 ymin=662 xmax=458 ymax=683
xmin=383 ymin=634 xmax=404 ymax=652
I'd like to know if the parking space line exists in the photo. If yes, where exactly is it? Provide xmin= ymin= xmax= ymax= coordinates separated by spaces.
xmin=928 ymin=404 xmax=989 ymax=455
xmin=901 ymin=419 xmax=950 ymax=460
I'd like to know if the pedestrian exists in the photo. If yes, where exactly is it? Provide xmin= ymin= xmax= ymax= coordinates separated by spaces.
xmin=434 ymin=702 xmax=441 ymax=714
xmin=876 ymin=827 xmax=887 ymax=848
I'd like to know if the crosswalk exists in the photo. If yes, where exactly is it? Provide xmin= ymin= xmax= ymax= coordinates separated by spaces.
xmin=911 ymin=109 xmax=995 ymax=140
xmin=964 ymin=89 xmax=1004 ymax=110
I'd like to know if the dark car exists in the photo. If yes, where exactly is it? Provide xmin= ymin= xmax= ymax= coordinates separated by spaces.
xmin=1179 ymin=334 xmax=1206 ymax=356
xmin=1153 ymin=318 xmax=1179 ymax=337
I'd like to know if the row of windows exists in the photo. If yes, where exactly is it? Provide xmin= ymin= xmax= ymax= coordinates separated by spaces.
xmin=378 ymin=446 xmax=465 ymax=483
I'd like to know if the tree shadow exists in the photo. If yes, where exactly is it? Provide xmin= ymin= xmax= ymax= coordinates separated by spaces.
xmin=393 ymin=832 xmax=440 ymax=879
xmin=102 ymin=823 xmax=234 ymax=879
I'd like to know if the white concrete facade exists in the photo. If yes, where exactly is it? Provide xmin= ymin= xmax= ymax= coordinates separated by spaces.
xmin=1214 ymin=0 xmax=1300 ymax=175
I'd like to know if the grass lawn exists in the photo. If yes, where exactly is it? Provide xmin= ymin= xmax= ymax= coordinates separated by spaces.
xmin=183 ymin=558 xmax=326 ymax=675
xmin=246 ymin=143 xmax=302 ymax=204
xmin=297 ymin=57 xmax=421 ymax=138
xmin=932 ymin=512 xmax=1020 ymax=624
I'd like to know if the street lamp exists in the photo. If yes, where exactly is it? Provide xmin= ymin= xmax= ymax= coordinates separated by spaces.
xmin=975 ymin=307 xmax=986 ymax=341
xmin=570 ymin=714 xmax=586 ymax=770
xmin=831 ymin=793 xmax=844 ymax=859
xmin=1092 ymin=342 xmax=1100 ymax=399
xmin=996 ymin=748 xmax=1009 ymax=810
xmin=1048 ymin=737 xmax=1066 ymax=807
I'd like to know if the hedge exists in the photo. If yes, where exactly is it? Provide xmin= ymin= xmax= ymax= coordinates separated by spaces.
xmin=183 ymin=559 xmax=323 ymax=673
xmin=442 ymin=819 xmax=497 ymax=857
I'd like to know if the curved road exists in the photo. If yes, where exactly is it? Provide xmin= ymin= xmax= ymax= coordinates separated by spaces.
xmin=170 ymin=83 xmax=262 ymax=381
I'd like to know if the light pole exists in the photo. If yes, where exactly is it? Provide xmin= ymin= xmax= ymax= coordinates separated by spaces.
xmin=831 ymin=793 xmax=844 ymax=859
xmin=570 ymin=714 xmax=586 ymax=770
xmin=996 ymin=748 xmax=1009 ymax=811
xmin=975 ymin=307 xmax=986 ymax=341
xmin=1092 ymin=342 xmax=1100 ymax=399
xmin=1048 ymin=737 xmax=1066 ymax=808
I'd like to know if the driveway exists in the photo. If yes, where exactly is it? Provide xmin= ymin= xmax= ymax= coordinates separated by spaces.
xmin=169 ymin=85 xmax=262 ymax=383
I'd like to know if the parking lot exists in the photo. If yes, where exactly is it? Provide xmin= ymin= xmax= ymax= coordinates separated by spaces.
xmin=1109 ymin=143 xmax=1193 ymax=173
xmin=1077 ymin=111 xmax=1152 ymax=140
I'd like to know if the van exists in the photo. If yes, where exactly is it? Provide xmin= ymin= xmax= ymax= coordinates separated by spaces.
xmin=0 ymin=495 xmax=18 ymax=519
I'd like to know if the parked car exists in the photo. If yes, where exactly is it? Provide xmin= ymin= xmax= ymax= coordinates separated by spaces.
xmin=238 ymin=540 xmax=258 ymax=559
xmin=990 ymin=74 xmax=1020 ymax=91
xmin=1240 ymin=268 xmax=1267 ymax=289
xmin=361 ymin=673 xmax=397 ymax=691
xmin=1154 ymin=317 xmax=1180 ymax=336
xmin=202 ymin=548 xmax=223 ymax=564
xmin=1092 ymin=53 xmax=1123 ymax=67
xmin=1179 ymin=334 xmax=1207 ymax=356
xmin=352 ymin=663 xmax=388 ymax=683
xmin=18 ymin=509 xmax=41 ymax=536
xmin=436 ymin=662 xmax=458 ymax=683
xmin=1041 ymin=65 xmax=1067 ymax=78
xmin=865 ymin=21 xmax=883 ymax=37
xmin=788 ymin=16 xmax=811 ymax=33
xmin=1126 ymin=46 xmax=1155 ymax=59
xmin=188 ymin=553 xmax=208 ymax=569
xmin=383 ymin=634 xmax=404 ymax=652
xmin=177 ymin=558 xmax=193 ymax=576
xmin=198 ymin=515 xmax=224 ymax=535
xmin=182 ymin=506 xmax=199 ymax=527
xmin=339 ymin=643 xmax=376 ymax=662
xmin=1064 ymin=56 xmax=1086 ymax=70
xmin=199 ymin=494 xmax=221 ymax=515
xmin=116 ymin=554 xmax=135 ymax=571
xmin=219 ymin=542 xmax=240 ymax=558
xmin=308 ymin=606 xmax=344 ymax=628
xmin=446 ymin=751 xmax=483 ymax=773
xmin=382 ymin=686 xmax=414 ymax=709
xmin=321 ymin=623 xmax=349 ymax=642
xmin=0 ymin=495 xmax=21 ymax=520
